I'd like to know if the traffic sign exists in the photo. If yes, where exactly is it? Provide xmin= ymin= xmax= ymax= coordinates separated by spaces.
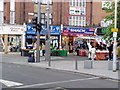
xmin=111 ymin=28 xmax=118 ymax=32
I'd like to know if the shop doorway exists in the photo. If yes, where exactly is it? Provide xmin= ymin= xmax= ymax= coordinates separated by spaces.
xmin=62 ymin=36 xmax=74 ymax=53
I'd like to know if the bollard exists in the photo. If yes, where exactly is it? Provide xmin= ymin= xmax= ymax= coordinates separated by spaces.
xmin=74 ymin=51 xmax=78 ymax=70
xmin=84 ymin=60 xmax=93 ymax=69
xmin=108 ymin=61 xmax=119 ymax=70
xmin=75 ymin=56 xmax=78 ymax=70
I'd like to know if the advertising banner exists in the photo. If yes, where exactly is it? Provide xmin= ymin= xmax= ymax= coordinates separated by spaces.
xmin=63 ymin=27 xmax=95 ymax=35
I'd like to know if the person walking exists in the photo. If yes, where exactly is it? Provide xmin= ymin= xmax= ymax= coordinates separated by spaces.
xmin=41 ymin=43 xmax=45 ymax=56
xmin=91 ymin=46 xmax=96 ymax=61
xmin=33 ymin=40 xmax=37 ymax=49
xmin=87 ymin=42 xmax=92 ymax=59
xmin=108 ymin=42 xmax=113 ymax=60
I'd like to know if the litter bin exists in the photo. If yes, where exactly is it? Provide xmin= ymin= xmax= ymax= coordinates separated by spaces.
xmin=84 ymin=60 xmax=93 ymax=69
xmin=28 ymin=51 xmax=35 ymax=62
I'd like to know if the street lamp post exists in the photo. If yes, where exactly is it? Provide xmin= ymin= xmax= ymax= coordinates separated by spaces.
xmin=59 ymin=24 xmax=63 ymax=50
xmin=36 ymin=0 xmax=41 ymax=62
xmin=113 ymin=0 xmax=118 ymax=71
xmin=45 ymin=0 xmax=51 ymax=66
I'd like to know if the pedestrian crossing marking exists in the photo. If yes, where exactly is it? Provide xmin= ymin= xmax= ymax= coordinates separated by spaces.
xmin=0 ymin=79 xmax=23 ymax=87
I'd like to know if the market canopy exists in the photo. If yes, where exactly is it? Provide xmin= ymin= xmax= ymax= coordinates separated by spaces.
xmin=75 ymin=36 xmax=103 ymax=40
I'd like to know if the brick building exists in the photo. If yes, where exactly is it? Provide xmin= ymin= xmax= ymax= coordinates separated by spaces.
xmin=52 ymin=0 xmax=112 ymax=27
xmin=1 ymin=1 xmax=34 ymax=25
xmin=0 ymin=0 xmax=113 ymax=53
xmin=1 ymin=0 xmax=112 ymax=26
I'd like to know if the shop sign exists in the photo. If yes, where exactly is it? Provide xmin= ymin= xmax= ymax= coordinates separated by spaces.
xmin=69 ymin=7 xmax=86 ymax=15
xmin=26 ymin=25 xmax=61 ymax=35
xmin=0 ymin=25 xmax=25 ymax=34
xmin=50 ymin=26 xmax=61 ymax=35
xmin=111 ymin=28 xmax=118 ymax=32
xmin=63 ymin=27 xmax=95 ymax=35
xmin=102 ymin=28 xmax=109 ymax=33
xmin=0 ymin=27 xmax=3 ymax=32
xmin=102 ymin=1 xmax=112 ymax=10
xmin=26 ymin=25 xmax=36 ymax=32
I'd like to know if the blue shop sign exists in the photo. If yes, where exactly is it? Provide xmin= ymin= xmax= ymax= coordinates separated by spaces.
xmin=63 ymin=27 xmax=95 ymax=35
xmin=50 ymin=26 xmax=61 ymax=35
xmin=26 ymin=25 xmax=60 ymax=35
xmin=26 ymin=25 xmax=36 ymax=32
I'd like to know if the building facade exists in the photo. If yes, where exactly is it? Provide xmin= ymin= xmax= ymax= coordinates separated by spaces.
xmin=0 ymin=0 xmax=113 ymax=52
xmin=0 ymin=1 xmax=34 ymax=25
xmin=1 ymin=0 xmax=112 ymax=26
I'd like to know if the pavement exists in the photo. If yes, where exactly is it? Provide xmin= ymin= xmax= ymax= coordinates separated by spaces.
xmin=0 ymin=52 xmax=120 ymax=80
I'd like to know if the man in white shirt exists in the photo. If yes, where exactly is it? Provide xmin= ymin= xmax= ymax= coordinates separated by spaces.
xmin=87 ymin=42 xmax=92 ymax=59
xmin=91 ymin=46 xmax=96 ymax=60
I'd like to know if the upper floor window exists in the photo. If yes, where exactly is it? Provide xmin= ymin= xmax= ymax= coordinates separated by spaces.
xmin=69 ymin=16 xmax=86 ymax=27
xmin=69 ymin=0 xmax=86 ymax=7
xmin=41 ymin=0 xmax=52 ymax=5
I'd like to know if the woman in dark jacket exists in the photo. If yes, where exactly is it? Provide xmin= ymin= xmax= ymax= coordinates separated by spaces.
xmin=108 ymin=43 xmax=113 ymax=60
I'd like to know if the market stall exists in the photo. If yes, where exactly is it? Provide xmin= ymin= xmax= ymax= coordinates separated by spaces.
xmin=95 ymin=50 xmax=109 ymax=60
xmin=75 ymin=36 xmax=110 ymax=60
xmin=75 ymin=36 xmax=101 ymax=56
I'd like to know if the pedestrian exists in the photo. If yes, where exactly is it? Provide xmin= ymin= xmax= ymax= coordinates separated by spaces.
xmin=91 ymin=46 xmax=96 ymax=60
xmin=108 ymin=42 xmax=113 ymax=60
xmin=41 ymin=43 xmax=45 ymax=56
xmin=87 ymin=42 xmax=92 ymax=59
xmin=76 ymin=44 xmax=80 ymax=56
xmin=54 ymin=43 xmax=58 ymax=50
xmin=33 ymin=40 xmax=37 ymax=49
xmin=69 ymin=43 xmax=73 ymax=53
xmin=99 ymin=42 xmax=104 ymax=50
xmin=9 ymin=43 xmax=13 ymax=52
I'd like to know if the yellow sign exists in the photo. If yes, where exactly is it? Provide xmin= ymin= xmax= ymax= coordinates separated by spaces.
xmin=111 ymin=28 xmax=118 ymax=32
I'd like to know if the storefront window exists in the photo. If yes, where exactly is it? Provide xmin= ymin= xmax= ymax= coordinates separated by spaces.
xmin=41 ymin=0 xmax=52 ymax=5
xmin=7 ymin=36 xmax=21 ymax=52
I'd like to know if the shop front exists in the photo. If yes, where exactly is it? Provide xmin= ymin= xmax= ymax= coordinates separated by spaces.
xmin=0 ymin=25 xmax=26 ymax=53
xmin=26 ymin=25 xmax=61 ymax=49
xmin=62 ymin=27 xmax=95 ymax=53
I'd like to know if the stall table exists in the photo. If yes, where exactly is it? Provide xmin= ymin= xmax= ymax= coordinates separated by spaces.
xmin=21 ymin=49 xmax=35 ymax=56
xmin=95 ymin=50 xmax=109 ymax=60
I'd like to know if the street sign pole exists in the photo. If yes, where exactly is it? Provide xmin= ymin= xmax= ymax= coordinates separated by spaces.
xmin=59 ymin=24 xmax=63 ymax=50
xmin=36 ymin=0 xmax=41 ymax=62
xmin=113 ymin=0 xmax=118 ymax=71
xmin=45 ymin=0 xmax=51 ymax=66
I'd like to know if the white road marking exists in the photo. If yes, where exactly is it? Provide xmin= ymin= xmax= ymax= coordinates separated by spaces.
xmin=16 ymin=77 xmax=99 ymax=88
xmin=0 ymin=79 xmax=23 ymax=87
xmin=51 ymin=57 xmax=64 ymax=59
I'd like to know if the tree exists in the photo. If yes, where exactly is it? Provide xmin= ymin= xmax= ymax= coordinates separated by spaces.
xmin=103 ymin=1 xmax=120 ymax=44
